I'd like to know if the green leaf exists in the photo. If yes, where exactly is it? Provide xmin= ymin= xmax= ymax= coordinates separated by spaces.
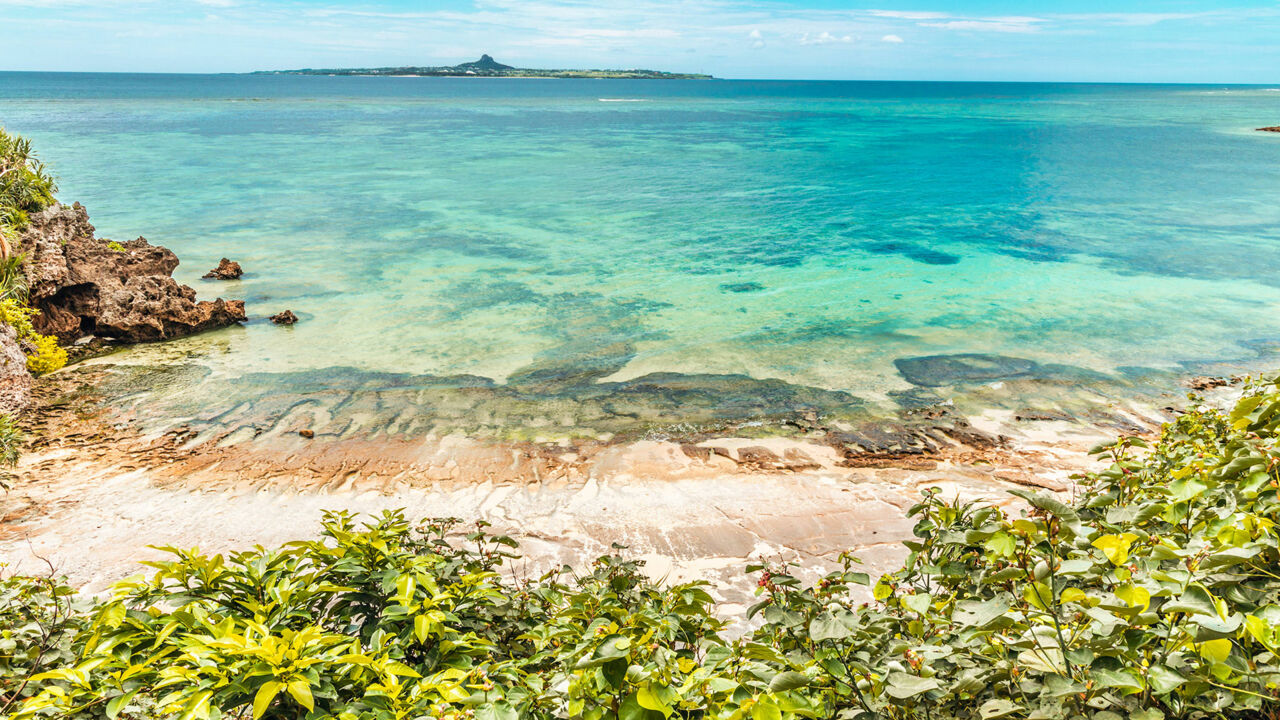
xmin=1009 ymin=490 xmax=1079 ymax=523
xmin=984 ymin=532 xmax=1016 ymax=558
xmin=1092 ymin=533 xmax=1137 ymax=566
xmin=474 ymin=703 xmax=519 ymax=720
xmin=769 ymin=671 xmax=810 ymax=693
xmin=1192 ymin=612 xmax=1241 ymax=640
xmin=1091 ymin=667 xmax=1143 ymax=693
xmin=750 ymin=696 xmax=782 ymax=720
xmin=809 ymin=612 xmax=853 ymax=642
xmin=902 ymin=593 xmax=931 ymax=615
xmin=1163 ymin=584 xmax=1218 ymax=617
xmin=1170 ymin=477 xmax=1208 ymax=502
xmin=1198 ymin=637 xmax=1233 ymax=663
xmin=1017 ymin=647 xmax=1066 ymax=674
xmin=1056 ymin=558 xmax=1094 ymax=575
xmin=953 ymin=595 xmax=1010 ymax=627
xmin=619 ymin=694 xmax=650 ymax=720
xmin=575 ymin=635 xmax=632 ymax=668
xmin=253 ymin=681 xmax=281 ymax=720
xmin=885 ymin=671 xmax=940 ymax=699
xmin=1199 ymin=546 xmax=1260 ymax=570
xmin=178 ymin=691 xmax=213 ymax=720
xmin=979 ymin=699 xmax=1022 ymax=719
xmin=286 ymin=679 xmax=314 ymax=711
xmin=1115 ymin=584 xmax=1150 ymax=611
xmin=637 ymin=683 xmax=673 ymax=717
xmin=1145 ymin=665 xmax=1185 ymax=696
xmin=106 ymin=689 xmax=140 ymax=720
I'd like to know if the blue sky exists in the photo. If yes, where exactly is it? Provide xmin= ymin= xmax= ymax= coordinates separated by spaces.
xmin=2 ymin=0 xmax=1278 ymax=81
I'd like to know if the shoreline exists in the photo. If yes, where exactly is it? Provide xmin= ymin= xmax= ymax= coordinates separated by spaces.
xmin=4 ymin=359 xmax=1239 ymax=601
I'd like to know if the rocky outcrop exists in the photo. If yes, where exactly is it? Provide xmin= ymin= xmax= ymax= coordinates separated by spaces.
xmin=0 ymin=323 xmax=32 ymax=415
xmin=203 ymin=258 xmax=242 ymax=280
xmin=19 ymin=203 xmax=246 ymax=343
xmin=1259 ymin=127 xmax=1280 ymax=133
xmin=270 ymin=310 xmax=298 ymax=325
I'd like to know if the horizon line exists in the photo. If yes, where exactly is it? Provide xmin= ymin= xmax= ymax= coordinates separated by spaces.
xmin=1 ymin=69 xmax=1276 ymax=86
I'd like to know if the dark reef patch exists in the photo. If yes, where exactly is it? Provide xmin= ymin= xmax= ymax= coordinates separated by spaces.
xmin=719 ymin=282 xmax=765 ymax=293
xmin=896 ymin=354 xmax=1039 ymax=387
xmin=895 ymin=353 xmax=1114 ymax=387
xmin=867 ymin=241 xmax=961 ymax=266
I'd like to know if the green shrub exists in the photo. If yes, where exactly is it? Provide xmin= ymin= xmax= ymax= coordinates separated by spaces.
xmin=7 ymin=379 xmax=1280 ymax=719
xmin=22 ymin=334 xmax=65 ymax=376
xmin=0 ymin=574 xmax=82 ymax=716
xmin=0 ymin=413 xmax=20 ymax=466
xmin=0 ymin=413 xmax=20 ymax=490
xmin=0 ymin=255 xmax=28 ymax=304
xmin=105 ymin=242 xmax=124 ymax=253
xmin=0 ymin=128 xmax=57 ymax=241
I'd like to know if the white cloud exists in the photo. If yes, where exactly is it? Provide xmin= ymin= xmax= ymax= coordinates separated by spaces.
xmin=748 ymin=28 xmax=765 ymax=48
xmin=799 ymin=31 xmax=853 ymax=45
xmin=881 ymin=34 xmax=903 ymax=43
xmin=867 ymin=10 xmax=947 ymax=21
xmin=919 ymin=18 xmax=1044 ymax=33
xmin=1057 ymin=12 xmax=1201 ymax=27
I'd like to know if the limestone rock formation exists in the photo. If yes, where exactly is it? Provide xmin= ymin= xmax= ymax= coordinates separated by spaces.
xmin=270 ymin=310 xmax=298 ymax=325
xmin=0 ymin=323 xmax=32 ymax=415
xmin=202 ymin=258 xmax=243 ymax=280
xmin=19 ymin=203 xmax=246 ymax=343
xmin=1259 ymin=127 xmax=1280 ymax=133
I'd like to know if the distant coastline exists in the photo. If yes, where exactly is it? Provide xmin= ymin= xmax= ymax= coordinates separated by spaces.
xmin=252 ymin=53 xmax=713 ymax=80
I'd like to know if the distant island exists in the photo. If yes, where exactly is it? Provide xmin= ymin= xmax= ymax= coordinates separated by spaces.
xmin=253 ymin=54 xmax=713 ymax=80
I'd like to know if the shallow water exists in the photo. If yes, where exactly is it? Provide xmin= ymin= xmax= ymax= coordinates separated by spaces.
xmin=3 ymin=74 xmax=1280 ymax=439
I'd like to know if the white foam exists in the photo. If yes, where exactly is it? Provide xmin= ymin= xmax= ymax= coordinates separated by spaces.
xmin=598 ymin=98 xmax=647 ymax=102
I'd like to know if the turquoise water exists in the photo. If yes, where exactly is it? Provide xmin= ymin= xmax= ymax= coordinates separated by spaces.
xmin=3 ymin=74 xmax=1280 ymax=439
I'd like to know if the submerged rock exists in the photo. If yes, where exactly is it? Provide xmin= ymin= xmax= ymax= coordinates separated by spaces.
xmin=1186 ymin=375 xmax=1239 ymax=392
xmin=0 ymin=323 xmax=32 ymax=415
xmin=270 ymin=310 xmax=299 ymax=325
xmin=202 ymin=258 xmax=243 ymax=280
xmin=19 ymin=203 xmax=246 ymax=343
xmin=895 ymin=353 xmax=1038 ymax=387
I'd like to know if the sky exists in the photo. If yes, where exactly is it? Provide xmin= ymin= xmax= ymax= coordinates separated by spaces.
xmin=2 ymin=0 xmax=1278 ymax=82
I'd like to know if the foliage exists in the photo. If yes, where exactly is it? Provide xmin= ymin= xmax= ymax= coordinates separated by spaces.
xmin=104 ymin=243 xmax=124 ymax=253
xmin=8 ymin=380 xmax=1280 ymax=719
xmin=0 ymin=413 xmax=22 ymax=490
xmin=0 ymin=415 xmax=20 ymax=469
xmin=21 ymin=335 xmax=66 ymax=377
xmin=0 ymin=300 xmax=66 ymax=376
xmin=0 ymin=256 xmax=28 ymax=304
xmin=0 ymin=129 xmax=66 ymax=378
xmin=0 ymin=574 xmax=83 ymax=716
xmin=0 ymin=128 xmax=57 ymax=242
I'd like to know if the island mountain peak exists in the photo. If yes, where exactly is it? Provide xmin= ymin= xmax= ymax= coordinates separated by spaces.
xmin=457 ymin=54 xmax=513 ymax=71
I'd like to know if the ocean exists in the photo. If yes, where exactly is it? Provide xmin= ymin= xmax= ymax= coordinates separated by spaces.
xmin=3 ymin=73 xmax=1280 ymax=441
